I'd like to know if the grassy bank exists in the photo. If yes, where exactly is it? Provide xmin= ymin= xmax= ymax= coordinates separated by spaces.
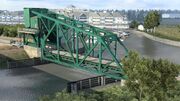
xmin=0 ymin=45 xmax=29 ymax=68
xmin=0 ymin=24 xmax=24 ymax=37
xmin=148 ymin=25 xmax=180 ymax=41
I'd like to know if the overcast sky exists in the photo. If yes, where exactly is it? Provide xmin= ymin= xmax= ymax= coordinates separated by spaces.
xmin=1 ymin=0 xmax=180 ymax=11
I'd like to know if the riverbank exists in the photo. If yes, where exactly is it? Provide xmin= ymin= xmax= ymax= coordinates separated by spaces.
xmin=153 ymin=26 xmax=180 ymax=41
xmin=0 ymin=45 xmax=29 ymax=68
xmin=130 ymin=30 xmax=180 ymax=47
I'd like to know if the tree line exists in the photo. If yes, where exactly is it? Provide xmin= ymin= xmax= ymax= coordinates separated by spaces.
xmin=39 ymin=51 xmax=180 ymax=101
xmin=130 ymin=10 xmax=161 ymax=32
xmin=0 ymin=24 xmax=24 ymax=37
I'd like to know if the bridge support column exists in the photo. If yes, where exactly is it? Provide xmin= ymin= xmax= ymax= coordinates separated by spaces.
xmin=121 ymin=79 xmax=125 ymax=86
xmin=101 ymin=76 xmax=105 ymax=86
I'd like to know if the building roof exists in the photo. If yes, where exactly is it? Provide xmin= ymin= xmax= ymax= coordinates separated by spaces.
xmin=89 ymin=12 xmax=100 ymax=17
xmin=73 ymin=11 xmax=89 ymax=18
xmin=73 ymin=11 xmax=81 ymax=17
xmin=57 ymin=9 xmax=127 ymax=19
xmin=98 ymin=12 xmax=112 ymax=17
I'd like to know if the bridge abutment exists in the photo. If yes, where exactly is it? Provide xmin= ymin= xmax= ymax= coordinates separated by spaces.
xmin=24 ymin=45 xmax=41 ymax=58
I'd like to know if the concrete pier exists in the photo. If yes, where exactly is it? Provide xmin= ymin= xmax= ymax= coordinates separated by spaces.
xmin=24 ymin=45 xmax=41 ymax=58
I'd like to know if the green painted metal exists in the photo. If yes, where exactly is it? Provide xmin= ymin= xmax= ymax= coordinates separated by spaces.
xmin=20 ymin=8 xmax=128 ymax=80
xmin=24 ymin=8 xmax=31 ymax=28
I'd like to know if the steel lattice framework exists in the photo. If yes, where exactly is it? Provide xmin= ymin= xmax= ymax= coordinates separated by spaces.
xmin=19 ymin=8 xmax=128 ymax=79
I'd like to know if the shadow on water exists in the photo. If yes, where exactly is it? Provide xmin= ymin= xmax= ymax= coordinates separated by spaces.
xmin=0 ymin=55 xmax=115 ymax=101
xmin=0 ymin=64 xmax=69 ymax=101
xmin=0 ymin=54 xmax=14 ymax=68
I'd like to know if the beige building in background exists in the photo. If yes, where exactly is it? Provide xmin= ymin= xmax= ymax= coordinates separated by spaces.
xmin=56 ymin=6 xmax=129 ymax=29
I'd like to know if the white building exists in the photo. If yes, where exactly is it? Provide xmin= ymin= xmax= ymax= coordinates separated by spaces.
xmin=0 ymin=11 xmax=24 ymax=25
xmin=57 ymin=6 xmax=129 ymax=29
xmin=86 ymin=11 xmax=129 ymax=29
xmin=138 ymin=25 xmax=144 ymax=31
xmin=162 ymin=13 xmax=180 ymax=19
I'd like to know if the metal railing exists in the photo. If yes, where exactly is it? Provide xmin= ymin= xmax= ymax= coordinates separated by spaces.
xmin=67 ymin=75 xmax=120 ymax=93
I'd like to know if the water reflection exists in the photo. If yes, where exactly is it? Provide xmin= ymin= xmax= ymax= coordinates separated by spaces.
xmin=0 ymin=67 xmax=68 ymax=101
xmin=124 ymin=33 xmax=180 ymax=64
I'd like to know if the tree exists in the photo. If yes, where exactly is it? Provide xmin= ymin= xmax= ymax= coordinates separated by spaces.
xmin=8 ymin=27 xmax=17 ymax=37
xmin=144 ymin=11 xmax=160 ymax=32
xmin=2 ymin=27 xmax=9 ymax=36
xmin=39 ymin=91 xmax=97 ymax=101
xmin=130 ymin=20 xmax=139 ymax=29
xmin=0 ymin=26 xmax=4 ymax=36
xmin=177 ymin=25 xmax=180 ymax=32
xmin=0 ymin=24 xmax=23 ymax=37
xmin=101 ymin=86 xmax=137 ymax=101
xmin=122 ymin=51 xmax=179 ymax=101
xmin=137 ymin=10 xmax=145 ymax=23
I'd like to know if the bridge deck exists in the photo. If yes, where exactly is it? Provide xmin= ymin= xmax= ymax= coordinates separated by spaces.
xmin=52 ymin=50 xmax=117 ymax=67
xmin=18 ymin=28 xmax=38 ymax=34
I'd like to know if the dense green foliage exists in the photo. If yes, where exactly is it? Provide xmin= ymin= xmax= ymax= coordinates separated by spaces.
xmin=130 ymin=20 xmax=139 ymax=29
xmin=0 ymin=24 xmax=24 ymax=37
xmin=39 ymin=51 xmax=180 ymax=101
xmin=123 ymin=51 xmax=179 ymax=101
xmin=39 ymin=87 xmax=137 ymax=101
xmin=39 ymin=91 xmax=97 ymax=101
xmin=144 ymin=11 xmax=160 ymax=30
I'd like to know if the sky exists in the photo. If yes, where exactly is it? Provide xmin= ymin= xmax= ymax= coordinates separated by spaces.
xmin=0 ymin=0 xmax=180 ymax=11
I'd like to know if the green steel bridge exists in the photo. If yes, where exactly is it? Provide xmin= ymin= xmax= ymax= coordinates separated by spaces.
xmin=18 ymin=8 xmax=128 ymax=80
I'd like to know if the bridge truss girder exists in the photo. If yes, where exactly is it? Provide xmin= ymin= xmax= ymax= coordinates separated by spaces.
xmin=21 ymin=8 xmax=128 ymax=79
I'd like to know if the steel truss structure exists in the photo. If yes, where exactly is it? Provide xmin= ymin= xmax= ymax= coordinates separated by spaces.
xmin=19 ymin=8 xmax=128 ymax=79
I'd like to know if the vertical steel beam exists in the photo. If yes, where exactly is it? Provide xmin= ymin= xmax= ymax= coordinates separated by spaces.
xmin=88 ymin=35 xmax=90 ymax=49
xmin=56 ymin=23 xmax=60 ymax=61
xmin=76 ymin=31 xmax=79 ymax=64
xmin=99 ymin=42 xmax=102 ymax=69
xmin=72 ymin=28 xmax=75 ymax=53
xmin=92 ymin=36 xmax=94 ymax=56
xmin=115 ymin=41 xmax=117 ymax=58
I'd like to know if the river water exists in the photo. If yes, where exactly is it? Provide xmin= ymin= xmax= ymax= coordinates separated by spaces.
xmin=0 ymin=32 xmax=180 ymax=101
xmin=0 ymin=64 xmax=95 ymax=101
xmin=0 ymin=67 xmax=67 ymax=101
xmin=124 ymin=33 xmax=180 ymax=64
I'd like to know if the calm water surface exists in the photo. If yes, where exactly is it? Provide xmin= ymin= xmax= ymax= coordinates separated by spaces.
xmin=124 ymin=33 xmax=180 ymax=64
xmin=0 ymin=67 xmax=68 ymax=101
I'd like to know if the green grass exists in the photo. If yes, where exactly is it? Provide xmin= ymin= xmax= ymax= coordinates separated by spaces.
xmin=148 ymin=26 xmax=180 ymax=41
